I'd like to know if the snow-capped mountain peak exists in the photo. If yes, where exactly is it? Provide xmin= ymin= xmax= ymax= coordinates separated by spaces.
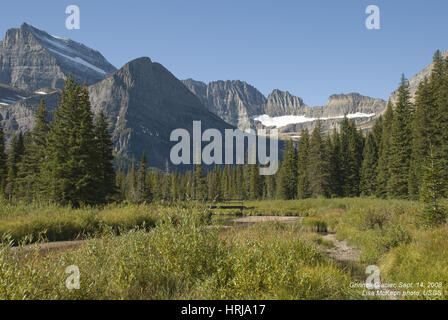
xmin=0 ymin=23 xmax=117 ymax=91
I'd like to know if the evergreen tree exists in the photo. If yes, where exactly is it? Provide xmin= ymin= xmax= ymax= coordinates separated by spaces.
xmin=136 ymin=152 xmax=151 ymax=203
xmin=264 ymin=173 xmax=276 ymax=199
xmin=236 ymin=165 xmax=246 ymax=200
xmin=126 ymin=158 xmax=137 ymax=202
xmin=5 ymin=132 xmax=24 ymax=200
xmin=360 ymin=133 xmax=378 ymax=196
xmin=115 ymin=169 xmax=127 ymax=201
xmin=307 ymin=121 xmax=329 ymax=198
xmin=249 ymin=164 xmax=264 ymax=200
xmin=0 ymin=124 xmax=6 ymax=195
xmin=419 ymin=144 xmax=447 ymax=226
xmin=388 ymin=75 xmax=413 ymax=199
xmin=278 ymin=140 xmax=298 ymax=200
xmin=95 ymin=111 xmax=117 ymax=202
xmin=16 ymin=99 xmax=49 ymax=201
xmin=376 ymin=101 xmax=394 ymax=198
xmin=43 ymin=77 xmax=102 ymax=206
xmin=434 ymin=52 xmax=448 ymax=196
xmin=193 ymin=164 xmax=207 ymax=200
xmin=339 ymin=117 xmax=364 ymax=197
xmin=297 ymin=129 xmax=311 ymax=199
xmin=327 ymin=129 xmax=343 ymax=197
xmin=409 ymin=77 xmax=435 ymax=199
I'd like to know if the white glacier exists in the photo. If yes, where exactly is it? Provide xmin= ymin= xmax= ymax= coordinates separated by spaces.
xmin=254 ymin=112 xmax=376 ymax=128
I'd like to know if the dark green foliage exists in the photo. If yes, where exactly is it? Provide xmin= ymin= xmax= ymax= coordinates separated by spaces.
xmin=297 ymin=129 xmax=311 ymax=199
xmin=409 ymin=78 xmax=434 ymax=199
xmin=307 ymin=121 xmax=329 ymax=198
xmin=327 ymin=129 xmax=343 ymax=197
xmin=249 ymin=164 xmax=264 ymax=200
xmin=3 ymin=51 xmax=448 ymax=208
xmin=278 ymin=140 xmax=298 ymax=200
xmin=38 ymin=77 xmax=115 ymax=207
xmin=95 ymin=111 xmax=117 ymax=203
xmin=387 ymin=75 xmax=413 ymax=199
xmin=338 ymin=117 xmax=364 ymax=197
xmin=376 ymin=101 xmax=393 ymax=198
xmin=15 ymin=99 xmax=49 ymax=201
xmin=360 ymin=133 xmax=378 ymax=196
xmin=5 ymin=132 xmax=25 ymax=199
xmin=193 ymin=164 xmax=207 ymax=200
xmin=419 ymin=145 xmax=447 ymax=226
xmin=0 ymin=124 xmax=6 ymax=195
xmin=135 ymin=152 xmax=152 ymax=203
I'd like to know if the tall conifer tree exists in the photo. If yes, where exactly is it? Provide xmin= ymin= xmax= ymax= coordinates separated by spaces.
xmin=388 ymin=75 xmax=413 ymax=199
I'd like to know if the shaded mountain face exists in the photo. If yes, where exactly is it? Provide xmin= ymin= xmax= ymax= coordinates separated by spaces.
xmin=182 ymin=79 xmax=266 ymax=129
xmin=89 ymin=58 xmax=234 ymax=168
xmin=0 ymin=83 xmax=31 ymax=106
xmin=0 ymin=23 xmax=116 ymax=91
xmin=183 ymin=78 xmax=387 ymax=133
xmin=389 ymin=50 xmax=448 ymax=103
xmin=1 ymin=57 xmax=234 ymax=169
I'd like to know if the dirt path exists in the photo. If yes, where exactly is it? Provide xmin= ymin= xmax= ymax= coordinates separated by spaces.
xmin=321 ymin=233 xmax=360 ymax=263
xmin=231 ymin=216 xmax=361 ymax=265
xmin=10 ymin=240 xmax=85 ymax=254
xmin=233 ymin=216 xmax=303 ymax=223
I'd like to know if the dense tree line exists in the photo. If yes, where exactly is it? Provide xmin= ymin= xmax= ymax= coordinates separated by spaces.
xmin=0 ymin=76 xmax=116 ymax=207
xmin=112 ymin=52 xmax=448 ymax=215
xmin=0 ymin=52 xmax=447 ymax=224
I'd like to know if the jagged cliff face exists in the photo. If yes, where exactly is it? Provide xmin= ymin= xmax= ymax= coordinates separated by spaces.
xmin=389 ymin=50 xmax=448 ymax=103
xmin=182 ymin=79 xmax=266 ymax=129
xmin=316 ymin=93 xmax=387 ymax=117
xmin=0 ymin=23 xmax=116 ymax=91
xmin=89 ymin=57 xmax=233 ymax=167
xmin=254 ymin=93 xmax=385 ymax=134
xmin=264 ymin=89 xmax=306 ymax=117
xmin=183 ymin=78 xmax=387 ymax=132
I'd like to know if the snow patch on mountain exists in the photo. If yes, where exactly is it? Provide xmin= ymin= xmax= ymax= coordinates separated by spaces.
xmin=254 ymin=112 xmax=376 ymax=128
xmin=23 ymin=23 xmax=116 ymax=78
xmin=48 ymin=49 xmax=108 ymax=75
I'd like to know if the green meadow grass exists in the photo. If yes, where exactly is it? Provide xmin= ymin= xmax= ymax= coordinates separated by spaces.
xmin=0 ymin=198 xmax=447 ymax=300
xmin=0 ymin=201 xmax=167 ymax=245
xmin=0 ymin=209 xmax=360 ymax=300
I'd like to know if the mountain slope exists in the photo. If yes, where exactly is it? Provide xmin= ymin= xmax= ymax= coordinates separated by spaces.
xmin=389 ymin=50 xmax=448 ymax=103
xmin=0 ymin=83 xmax=31 ymax=106
xmin=183 ymin=78 xmax=387 ymax=132
xmin=182 ymin=79 xmax=266 ymax=129
xmin=1 ymin=57 xmax=234 ymax=169
xmin=89 ymin=57 xmax=234 ymax=168
xmin=0 ymin=23 xmax=116 ymax=91
xmin=264 ymin=89 xmax=306 ymax=117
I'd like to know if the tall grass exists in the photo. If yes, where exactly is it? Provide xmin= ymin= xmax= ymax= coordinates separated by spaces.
xmin=0 ymin=202 xmax=167 ymax=245
xmin=0 ymin=208 xmax=360 ymax=300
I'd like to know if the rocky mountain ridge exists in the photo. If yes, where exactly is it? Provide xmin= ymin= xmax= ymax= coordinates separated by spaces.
xmin=183 ymin=79 xmax=387 ymax=132
xmin=1 ymin=57 xmax=233 ymax=169
xmin=0 ymin=23 xmax=116 ymax=91
xmin=389 ymin=50 xmax=448 ymax=103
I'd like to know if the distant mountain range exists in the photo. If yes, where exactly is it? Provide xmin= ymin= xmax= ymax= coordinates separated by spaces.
xmin=0 ymin=23 xmax=443 ymax=169
xmin=182 ymin=79 xmax=386 ymax=134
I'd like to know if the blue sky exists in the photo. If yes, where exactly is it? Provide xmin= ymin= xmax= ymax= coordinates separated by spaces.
xmin=1 ymin=0 xmax=447 ymax=106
